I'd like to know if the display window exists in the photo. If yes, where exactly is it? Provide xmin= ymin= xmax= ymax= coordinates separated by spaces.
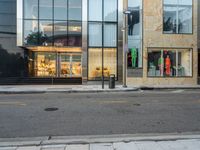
xmin=88 ymin=48 xmax=117 ymax=80
xmin=29 ymin=52 xmax=82 ymax=77
xmin=128 ymin=0 xmax=143 ymax=68
xmin=148 ymin=48 xmax=192 ymax=77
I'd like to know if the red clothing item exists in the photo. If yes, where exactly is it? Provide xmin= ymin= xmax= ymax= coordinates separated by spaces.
xmin=165 ymin=57 xmax=171 ymax=75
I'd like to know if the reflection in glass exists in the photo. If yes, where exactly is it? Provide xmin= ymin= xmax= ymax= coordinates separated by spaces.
xmin=54 ymin=21 xmax=67 ymax=46
xmin=104 ymin=24 xmax=117 ymax=47
xmin=68 ymin=21 xmax=82 ymax=46
xmin=89 ymin=23 xmax=102 ymax=47
xmin=39 ymin=21 xmax=53 ymax=46
xmin=68 ymin=0 xmax=82 ymax=21
xmin=24 ymin=0 xmax=38 ymax=19
xmin=39 ymin=0 xmax=53 ymax=19
xmin=163 ymin=0 xmax=192 ymax=34
xmin=89 ymin=0 xmax=102 ymax=21
xmin=33 ymin=52 xmax=56 ymax=77
xmin=54 ymin=0 xmax=67 ymax=20
xmin=148 ymin=49 xmax=192 ymax=77
xmin=128 ymin=0 xmax=142 ymax=68
xmin=104 ymin=0 xmax=117 ymax=21
xmin=24 ymin=20 xmax=38 ymax=45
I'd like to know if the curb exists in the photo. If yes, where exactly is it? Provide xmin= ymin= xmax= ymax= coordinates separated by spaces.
xmin=0 ymin=88 xmax=140 ymax=94
xmin=1 ymin=133 xmax=200 ymax=147
xmin=140 ymin=86 xmax=200 ymax=90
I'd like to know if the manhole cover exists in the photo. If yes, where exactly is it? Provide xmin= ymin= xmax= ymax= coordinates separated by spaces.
xmin=133 ymin=103 xmax=141 ymax=106
xmin=44 ymin=107 xmax=58 ymax=111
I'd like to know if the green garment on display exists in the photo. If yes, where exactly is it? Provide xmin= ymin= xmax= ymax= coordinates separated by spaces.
xmin=131 ymin=48 xmax=137 ymax=68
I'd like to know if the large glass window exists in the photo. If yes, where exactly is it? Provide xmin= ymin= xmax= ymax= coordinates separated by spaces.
xmin=88 ymin=48 xmax=117 ymax=80
xmin=24 ymin=0 xmax=38 ymax=19
xmin=39 ymin=0 xmax=53 ymax=20
xmin=89 ymin=23 xmax=102 ymax=47
xmin=33 ymin=52 xmax=56 ymax=77
xmin=127 ymin=0 xmax=142 ymax=68
xmin=163 ymin=0 xmax=192 ymax=34
xmin=22 ymin=0 xmax=82 ymax=47
xmin=68 ymin=21 xmax=82 ymax=46
xmin=54 ymin=21 xmax=68 ymax=46
xmin=24 ymin=20 xmax=38 ymax=46
xmin=39 ymin=21 xmax=53 ymax=46
xmin=104 ymin=0 xmax=117 ymax=22
xmin=88 ymin=0 xmax=102 ymax=21
xmin=54 ymin=0 xmax=68 ymax=20
xmin=104 ymin=23 xmax=117 ymax=47
xmin=147 ymin=48 xmax=192 ymax=77
xmin=68 ymin=0 xmax=82 ymax=21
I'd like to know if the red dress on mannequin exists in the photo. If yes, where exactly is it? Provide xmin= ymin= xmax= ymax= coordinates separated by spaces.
xmin=165 ymin=55 xmax=171 ymax=76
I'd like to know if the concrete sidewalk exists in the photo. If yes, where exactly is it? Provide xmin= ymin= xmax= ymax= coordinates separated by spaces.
xmin=0 ymin=85 xmax=139 ymax=94
xmin=0 ymin=133 xmax=200 ymax=150
xmin=1 ymin=84 xmax=200 ymax=94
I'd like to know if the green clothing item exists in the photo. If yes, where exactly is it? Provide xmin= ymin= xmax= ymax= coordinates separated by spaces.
xmin=158 ymin=57 xmax=163 ymax=66
xmin=131 ymin=48 xmax=137 ymax=67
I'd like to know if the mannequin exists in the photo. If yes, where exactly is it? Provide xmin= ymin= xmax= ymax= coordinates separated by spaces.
xmin=165 ymin=55 xmax=171 ymax=76
xmin=158 ymin=56 xmax=163 ymax=75
xmin=131 ymin=48 xmax=137 ymax=68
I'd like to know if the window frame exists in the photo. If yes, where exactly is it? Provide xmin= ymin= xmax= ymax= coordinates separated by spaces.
xmin=162 ymin=0 xmax=193 ymax=35
xmin=147 ymin=47 xmax=193 ymax=78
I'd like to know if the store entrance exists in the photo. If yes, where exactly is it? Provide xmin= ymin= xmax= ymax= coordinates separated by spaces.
xmin=59 ymin=53 xmax=82 ymax=77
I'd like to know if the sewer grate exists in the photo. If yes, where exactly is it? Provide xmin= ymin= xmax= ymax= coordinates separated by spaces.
xmin=133 ymin=103 xmax=141 ymax=106
xmin=44 ymin=107 xmax=58 ymax=111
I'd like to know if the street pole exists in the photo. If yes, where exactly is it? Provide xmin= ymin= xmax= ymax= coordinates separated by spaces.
xmin=122 ymin=11 xmax=130 ymax=88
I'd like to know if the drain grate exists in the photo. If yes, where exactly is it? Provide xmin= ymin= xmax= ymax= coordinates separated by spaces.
xmin=44 ymin=107 xmax=58 ymax=111
xmin=133 ymin=103 xmax=141 ymax=106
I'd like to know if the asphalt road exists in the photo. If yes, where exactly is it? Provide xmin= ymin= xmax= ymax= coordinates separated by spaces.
xmin=0 ymin=90 xmax=200 ymax=138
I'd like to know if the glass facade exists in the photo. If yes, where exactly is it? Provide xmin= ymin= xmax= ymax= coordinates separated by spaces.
xmin=148 ymin=48 xmax=192 ymax=77
xmin=29 ymin=52 xmax=82 ymax=77
xmin=22 ymin=0 xmax=82 ymax=47
xmin=88 ymin=0 xmax=118 ymax=80
xmin=163 ymin=0 xmax=192 ymax=34
xmin=127 ymin=0 xmax=142 ymax=68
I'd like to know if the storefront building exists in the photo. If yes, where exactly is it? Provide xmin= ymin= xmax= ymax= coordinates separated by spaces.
xmin=126 ymin=0 xmax=198 ymax=86
xmin=16 ymin=0 xmax=198 ymax=85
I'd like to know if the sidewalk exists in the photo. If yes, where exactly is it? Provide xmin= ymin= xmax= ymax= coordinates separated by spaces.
xmin=0 ymin=133 xmax=200 ymax=150
xmin=0 ymin=84 xmax=200 ymax=94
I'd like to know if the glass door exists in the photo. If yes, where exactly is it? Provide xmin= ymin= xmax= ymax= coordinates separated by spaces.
xmin=60 ymin=53 xmax=82 ymax=77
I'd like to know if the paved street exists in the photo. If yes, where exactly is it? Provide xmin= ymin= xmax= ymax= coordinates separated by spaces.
xmin=0 ymin=90 xmax=200 ymax=138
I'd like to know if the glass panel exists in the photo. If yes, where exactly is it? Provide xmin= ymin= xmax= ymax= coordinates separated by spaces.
xmin=148 ymin=49 xmax=192 ymax=77
xmin=89 ymin=0 xmax=102 ymax=21
xmin=163 ymin=0 xmax=192 ymax=34
xmin=71 ymin=54 xmax=82 ymax=77
xmin=54 ymin=21 xmax=68 ymax=46
xmin=128 ymin=0 xmax=142 ymax=68
xmin=60 ymin=53 xmax=82 ymax=77
xmin=104 ymin=0 xmax=117 ymax=21
xmin=178 ymin=0 xmax=192 ymax=33
xmin=54 ymin=0 xmax=67 ymax=20
xmin=89 ymin=23 xmax=102 ymax=47
xmin=104 ymin=48 xmax=117 ymax=77
xmin=24 ymin=20 xmax=38 ymax=46
xmin=68 ymin=21 xmax=82 ymax=46
xmin=39 ymin=21 xmax=53 ymax=46
xmin=39 ymin=0 xmax=53 ymax=19
xmin=88 ymin=48 xmax=102 ymax=79
xmin=68 ymin=0 xmax=82 ymax=21
xmin=33 ymin=52 xmax=56 ymax=77
xmin=104 ymin=23 xmax=117 ymax=47
xmin=163 ymin=1 xmax=177 ymax=33
xmin=60 ymin=54 xmax=71 ymax=77
xmin=24 ymin=0 xmax=38 ymax=19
